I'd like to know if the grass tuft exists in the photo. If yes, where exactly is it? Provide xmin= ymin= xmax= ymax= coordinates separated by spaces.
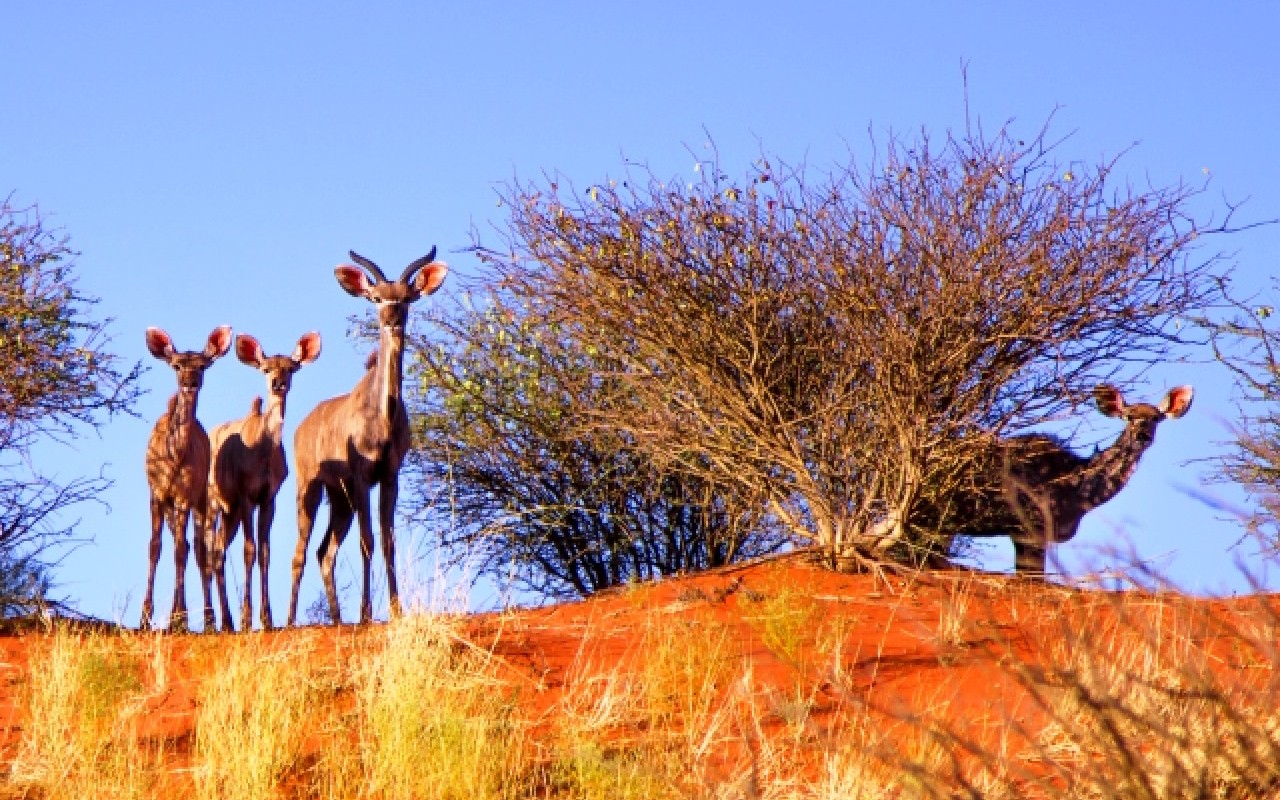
xmin=192 ymin=633 xmax=318 ymax=800
xmin=10 ymin=626 xmax=157 ymax=800
xmin=351 ymin=612 xmax=527 ymax=800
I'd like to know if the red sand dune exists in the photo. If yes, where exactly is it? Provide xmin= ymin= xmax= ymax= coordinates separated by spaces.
xmin=0 ymin=555 xmax=1274 ymax=797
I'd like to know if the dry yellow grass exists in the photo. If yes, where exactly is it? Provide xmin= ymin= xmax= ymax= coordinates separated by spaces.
xmin=10 ymin=626 xmax=161 ymax=800
xmin=193 ymin=634 xmax=318 ymax=800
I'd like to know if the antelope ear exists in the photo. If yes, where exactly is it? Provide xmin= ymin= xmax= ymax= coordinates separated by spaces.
xmin=1159 ymin=385 xmax=1194 ymax=419
xmin=335 ymin=265 xmax=373 ymax=298
xmin=293 ymin=331 xmax=322 ymax=365
xmin=1093 ymin=384 xmax=1126 ymax=418
xmin=413 ymin=261 xmax=448 ymax=297
xmin=234 ymin=334 xmax=265 ymax=367
xmin=205 ymin=325 xmax=234 ymax=359
xmin=145 ymin=327 xmax=175 ymax=360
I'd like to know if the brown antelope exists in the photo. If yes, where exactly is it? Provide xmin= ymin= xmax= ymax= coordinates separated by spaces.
xmin=286 ymin=248 xmax=447 ymax=626
xmin=206 ymin=332 xmax=321 ymax=632
xmin=142 ymin=325 xmax=233 ymax=632
xmin=952 ymin=384 xmax=1194 ymax=575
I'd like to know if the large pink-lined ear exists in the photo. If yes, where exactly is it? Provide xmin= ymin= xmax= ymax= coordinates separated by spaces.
xmin=292 ymin=331 xmax=322 ymax=365
xmin=1093 ymin=384 xmax=1126 ymax=418
xmin=204 ymin=325 xmax=233 ymax=359
xmin=335 ymin=265 xmax=374 ymax=298
xmin=145 ymin=327 xmax=175 ymax=360
xmin=413 ymin=261 xmax=448 ymax=297
xmin=1159 ymin=385 xmax=1194 ymax=419
xmin=235 ymin=334 xmax=265 ymax=368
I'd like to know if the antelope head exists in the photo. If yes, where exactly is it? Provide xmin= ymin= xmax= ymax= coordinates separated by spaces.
xmin=233 ymin=332 xmax=322 ymax=416
xmin=334 ymin=247 xmax=448 ymax=331
xmin=146 ymin=326 xmax=234 ymax=420
xmin=1093 ymin=384 xmax=1195 ymax=447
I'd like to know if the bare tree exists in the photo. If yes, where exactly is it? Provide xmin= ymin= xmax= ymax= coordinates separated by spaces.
xmin=406 ymin=293 xmax=787 ymax=598
xmin=0 ymin=199 xmax=143 ymax=613
xmin=477 ymin=122 xmax=1223 ymax=571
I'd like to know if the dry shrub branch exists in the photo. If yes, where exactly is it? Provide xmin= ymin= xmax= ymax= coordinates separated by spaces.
xmin=0 ymin=198 xmax=142 ymax=612
xmin=1199 ymin=276 xmax=1280 ymax=552
xmin=407 ymin=278 xmax=787 ymax=598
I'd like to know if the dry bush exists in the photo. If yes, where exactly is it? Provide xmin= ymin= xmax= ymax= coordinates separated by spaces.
xmin=1013 ymin=592 xmax=1280 ymax=799
xmin=9 ymin=570 xmax=1280 ymax=800
xmin=638 ymin=616 xmax=739 ymax=757
xmin=532 ymin=576 xmax=1268 ymax=800
xmin=935 ymin=575 xmax=976 ymax=652
xmin=0 ymin=200 xmax=143 ymax=612
xmin=851 ymin=582 xmax=1280 ymax=799
xmin=407 ymin=291 xmax=788 ymax=599
xmin=477 ymin=121 xmax=1224 ymax=570
xmin=545 ymin=610 xmax=811 ymax=799
xmin=547 ymin=654 xmax=659 ymax=800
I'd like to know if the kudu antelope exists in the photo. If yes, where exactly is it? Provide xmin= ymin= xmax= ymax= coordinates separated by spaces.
xmin=206 ymin=332 xmax=321 ymax=632
xmin=953 ymin=384 xmax=1194 ymax=575
xmin=286 ymin=248 xmax=447 ymax=626
xmin=142 ymin=325 xmax=233 ymax=632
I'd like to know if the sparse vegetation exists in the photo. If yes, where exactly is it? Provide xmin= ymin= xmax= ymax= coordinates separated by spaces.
xmin=1012 ymin=590 xmax=1280 ymax=798
xmin=935 ymin=575 xmax=975 ymax=651
xmin=1201 ymin=278 xmax=1280 ymax=553
xmin=351 ymin=613 xmax=526 ymax=800
xmin=2 ymin=564 xmax=1279 ymax=799
xmin=747 ymin=584 xmax=825 ymax=669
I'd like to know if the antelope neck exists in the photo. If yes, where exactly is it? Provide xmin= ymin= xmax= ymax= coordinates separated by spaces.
xmin=368 ymin=325 xmax=407 ymax=422
xmin=263 ymin=393 xmax=287 ymax=445
xmin=168 ymin=391 xmax=198 ymax=457
xmin=1080 ymin=422 xmax=1151 ymax=504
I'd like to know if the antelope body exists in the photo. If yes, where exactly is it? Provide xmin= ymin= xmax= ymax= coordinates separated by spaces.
xmin=206 ymin=332 xmax=321 ymax=631
xmin=954 ymin=384 xmax=1194 ymax=574
xmin=286 ymin=248 xmax=447 ymax=625
xmin=142 ymin=325 xmax=232 ymax=631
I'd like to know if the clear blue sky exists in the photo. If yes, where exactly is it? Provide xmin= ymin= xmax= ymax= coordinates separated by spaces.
xmin=4 ymin=3 xmax=1279 ymax=625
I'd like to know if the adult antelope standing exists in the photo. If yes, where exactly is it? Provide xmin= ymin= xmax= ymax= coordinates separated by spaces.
xmin=286 ymin=249 xmax=447 ymax=626
xmin=142 ymin=325 xmax=232 ymax=632
xmin=954 ymin=384 xmax=1194 ymax=575
xmin=206 ymin=332 xmax=321 ymax=632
